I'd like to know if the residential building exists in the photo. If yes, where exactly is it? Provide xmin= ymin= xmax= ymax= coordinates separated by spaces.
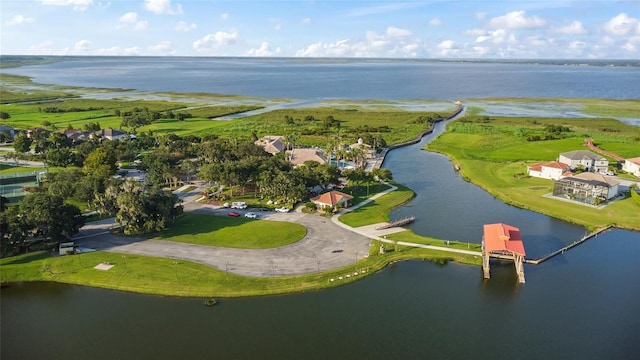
xmin=255 ymin=135 xmax=285 ymax=155
xmin=622 ymin=157 xmax=640 ymax=177
xmin=287 ymin=148 xmax=327 ymax=166
xmin=552 ymin=172 xmax=619 ymax=205
xmin=311 ymin=190 xmax=353 ymax=210
xmin=93 ymin=128 xmax=129 ymax=141
xmin=558 ymin=150 xmax=608 ymax=173
xmin=527 ymin=161 xmax=571 ymax=180
xmin=349 ymin=138 xmax=376 ymax=159
xmin=0 ymin=125 xmax=16 ymax=140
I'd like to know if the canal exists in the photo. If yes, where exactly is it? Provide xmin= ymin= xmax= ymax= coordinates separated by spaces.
xmin=2 ymin=116 xmax=639 ymax=360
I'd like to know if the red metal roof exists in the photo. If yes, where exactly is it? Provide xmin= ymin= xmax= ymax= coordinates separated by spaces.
xmin=311 ymin=190 xmax=353 ymax=207
xmin=483 ymin=223 xmax=526 ymax=256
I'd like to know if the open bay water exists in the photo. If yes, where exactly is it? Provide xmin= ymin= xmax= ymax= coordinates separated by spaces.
xmin=2 ymin=57 xmax=640 ymax=359
xmin=2 ymin=57 xmax=640 ymax=100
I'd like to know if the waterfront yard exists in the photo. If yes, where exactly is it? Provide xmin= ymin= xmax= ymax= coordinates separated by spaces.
xmin=427 ymin=115 xmax=640 ymax=231
xmin=153 ymin=213 xmax=307 ymax=249
xmin=339 ymin=183 xmax=415 ymax=227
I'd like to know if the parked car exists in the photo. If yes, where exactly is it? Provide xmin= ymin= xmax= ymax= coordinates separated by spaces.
xmin=228 ymin=211 xmax=240 ymax=217
xmin=275 ymin=207 xmax=290 ymax=213
xmin=244 ymin=212 xmax=258 ymax=219
xmin=222 ymin=202 xmax=230 ymax=208
xmin=231 ymin=202 xmax=247 ymax=209
xmin=257 ymin=207 xmax=271 ymax=212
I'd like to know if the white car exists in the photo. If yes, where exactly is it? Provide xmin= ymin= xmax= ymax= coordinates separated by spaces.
xmin=244 ymin=212 xmax=258 ymax=219
xmin=231 ymin=202 xmax=247 ymax=209
xmin=275 ymin=207 xmax=290 ymax=213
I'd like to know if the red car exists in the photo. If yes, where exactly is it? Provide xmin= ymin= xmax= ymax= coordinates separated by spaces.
xmin=228 ymin=211 xmax=240 ymax=217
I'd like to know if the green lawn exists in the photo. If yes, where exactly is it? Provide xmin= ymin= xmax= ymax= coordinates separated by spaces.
xmin=339 ymin=183 xmax=415 ymax=227
xmin=0 ymin=238 xmax=481 ymax=297
xmin=427 ymin=116 xmax=640 ymax=231
xmin=385 ymin=230 xmax=482 ymax=252
xmin=153 ymin=213 xmax=307 ymax=249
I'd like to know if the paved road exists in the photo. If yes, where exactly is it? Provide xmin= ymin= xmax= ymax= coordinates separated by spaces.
xmin=75 ymin=187 xmax=372 ymax=277
xmin=74 ymin=180 xmax=480 ymax=277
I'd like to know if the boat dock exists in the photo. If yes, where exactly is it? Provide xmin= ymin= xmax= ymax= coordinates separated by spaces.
xmin=375 ymin=216 xmax=416 ymax=230
xmin=525 ymin=226 xmax=614 ymax=265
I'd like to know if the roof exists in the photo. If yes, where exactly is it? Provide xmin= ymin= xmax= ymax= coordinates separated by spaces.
xmin=626 ymin=157 xmax=640 ymax=166
xmin=95 ymin=128 xmax=126 ymax=137
xmin=311 ymin=190 xmax=353 ymax=207
xmin=560 ymin=150 xmax=606 ymax=161
xmin=255 ymin=135 xmax=285 ymax=155
xmin=528 ymin=161 xmax=570 ymax=171
xmin=564 ymin=172 xmax=619 ymax=187
xmin=288 ymin=148 xmax=327 ymax=166
xmin=483 ymin=223 xmax=526 ymax=256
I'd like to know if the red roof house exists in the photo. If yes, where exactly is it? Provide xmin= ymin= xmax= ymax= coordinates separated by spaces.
xmin=311 ymin=190 xmax=353 ymax=209
xmin=482 ymin=223 xmax=526 ymax=283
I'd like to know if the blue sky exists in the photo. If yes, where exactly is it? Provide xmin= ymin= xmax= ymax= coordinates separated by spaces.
xmin=1 ymin=0 xmax=639 ymax=58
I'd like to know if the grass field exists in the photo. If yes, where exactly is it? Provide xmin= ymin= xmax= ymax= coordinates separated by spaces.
xmin=0 ymin=239 xmax=480 ymax=297
xmin=427 ymin=115 xmax=640 ymax=231
xmin=153 ymin=213 xmax=307 ymax=249
xmin=339 ymin=183 xmax=415 ymax=227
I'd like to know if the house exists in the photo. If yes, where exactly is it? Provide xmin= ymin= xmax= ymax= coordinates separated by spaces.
xmin=311 ymin=190 xmax=353 ymax=210
xmin=527 ymin=161 xmax=571 ymax=180
xmin=622 ymin=157 xmax=640 ymax=177
xmin=255 ymin=135 xmax=285 ymax=155
xmin=552 ymin=172 xmax=619 ymax=205
xmin=349 ymin=138 xmax=376 ymax=159
xmin=558 ymin=150 xmax=608 ymax=173
xmin=287 ymin=148 xmax=327 ymax=166
xmin=58 ymin=129 xmax=87 ymax=141
xmin=0 ymin=125 xmax=16 ymax=140
xmin=26 ymin=127 xmax=50 ymax=139
xmin=93 ymin=128 xmax=129 ymax=141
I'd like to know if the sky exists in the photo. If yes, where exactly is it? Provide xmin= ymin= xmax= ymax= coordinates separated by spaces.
xmin=1 ymin=0 xmax=639 ymax=59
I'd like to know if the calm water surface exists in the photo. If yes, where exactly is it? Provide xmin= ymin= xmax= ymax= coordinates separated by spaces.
xmin=1 ymin=57 xmax=639 ymax=359
xmin=2 ymin=229 xmax=639 ymax=360
xmin=3 ymin=57 xmax=639 ymax=100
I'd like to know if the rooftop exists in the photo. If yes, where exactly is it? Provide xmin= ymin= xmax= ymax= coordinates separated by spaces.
xmin=483 ymin=223 xmax=526 ymax=257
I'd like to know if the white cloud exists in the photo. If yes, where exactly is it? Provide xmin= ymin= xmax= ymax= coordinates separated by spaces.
xmin=554 ymin=21 xmax=587 ymax=35
xmin=119 ymin=12 xmax=138 ymax=23
xmin=134 ymin=21 xmax=148 ymax=31
xmin=148 ymin=41 xmax=174 ymax=54
xmin=175 ymin=21 xmax=196 ymax=32
xmin=119 ymin=12 xmax=148 ymax=31
xmin=41 ymin=0 xmax=93 ymax=11
xmin=193 ymin=31 xmax=239 ymax=53
xmin=123 ymin=46 xmax=140 ymax=55
xmin=603 ymin=13 xmax=638 ymax=36
xmin=489 ymin=11 xmax=545 ymax=29
xmin=476 ymin=29 xmax=515 ymax=45
xmin=386 ymin=26 xmax=411 ymax=37
xmin=246 ymin=42 xmax=281 ymax=56
xmin=7 ymin=15 xmax=35 ymax=26
xmin=437 ymin=40 xmax=459 ymax=57
xmin=295 ymin=39 xmax=352 ymax=57
xmin=27 ymin=41 xmax=69 ymax=55
xmin=296 ymin=28 xmax=423 ymax=57
xmin=74 ymin=39 xmax=91 ymax=51
xmin=466 ymin=28 xmax=486 ymax=36
xmin=220 ymin=13 xmax=229 ymax=21
xmin=145 ymin=0 xmax=182 ymax=15
xmin=429 ymin=18 xmax=444 ymax=27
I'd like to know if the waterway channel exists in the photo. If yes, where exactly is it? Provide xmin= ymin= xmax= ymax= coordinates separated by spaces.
xmin=2 ymin=114 xmax=640 ymax=359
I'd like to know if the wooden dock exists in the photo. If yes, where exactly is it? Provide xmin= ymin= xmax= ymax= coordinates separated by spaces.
xmin=375 ymin=216 xmax=416 ymax=230
xmin=526 ymin=225 xmax=613 ymax=265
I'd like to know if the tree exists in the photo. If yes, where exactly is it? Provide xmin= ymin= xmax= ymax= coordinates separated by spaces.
xmin=110 ymin=180 xmax=182 ymax=235
xmin=0 ymin=112 xmax=10 ymax=120
xmin=371 ymin=168 xmax=393 ymax=181
xmin=45 ymin=148 xmax=76 ymax=167
xmin=46 ymin=168 xmax=83 ymax=199
xmin=0 ymin=196 xmax=9 ymax=212
xmin=19 ymin=192 xmax=84 ymax=242
xmin=84 ymin=147 xmax=118 ymax=178
xmin=13 ymin=132 xmax=32 ymax=153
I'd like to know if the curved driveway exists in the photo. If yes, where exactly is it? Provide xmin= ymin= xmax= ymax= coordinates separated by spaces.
xmin=75 ymin=206 xmax=371 ymax=277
